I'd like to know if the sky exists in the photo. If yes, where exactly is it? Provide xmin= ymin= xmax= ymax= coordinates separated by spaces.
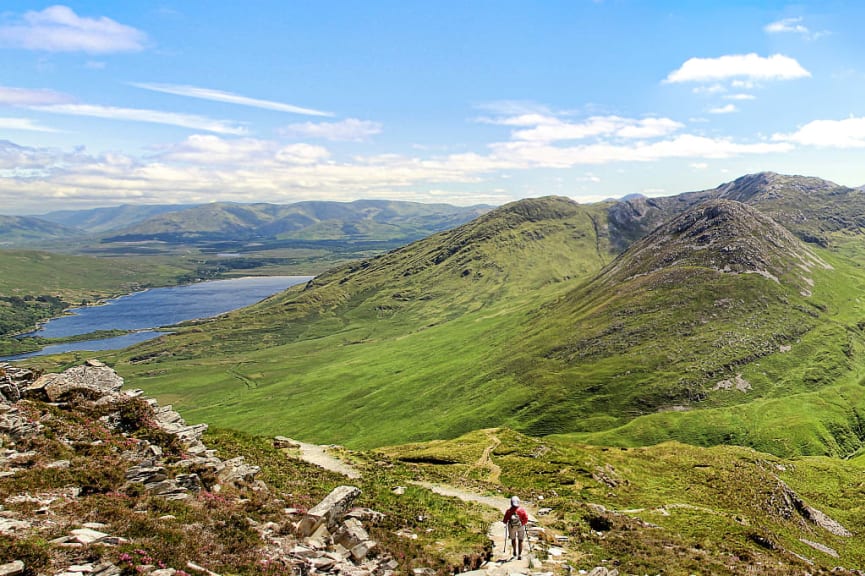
xmin=2 ymin=1 xmax=865 ymax=214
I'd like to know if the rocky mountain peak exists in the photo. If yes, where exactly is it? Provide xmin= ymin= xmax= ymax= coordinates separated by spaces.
xmin=714 ymin=171 xmax=842 ymax=203
xmin=600 ymin=199 xmax=830 ymax=294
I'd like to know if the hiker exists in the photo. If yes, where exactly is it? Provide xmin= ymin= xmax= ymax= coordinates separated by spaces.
xmin=502 ymin=495 xmax=529 ymax=559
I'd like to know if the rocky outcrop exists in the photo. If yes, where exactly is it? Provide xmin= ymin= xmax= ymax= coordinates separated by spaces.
xmin=0 ymin=362 xmax=398 ymax=576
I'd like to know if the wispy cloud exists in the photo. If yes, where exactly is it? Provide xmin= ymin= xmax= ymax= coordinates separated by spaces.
xmin=132 ymin=82 xmax=333 ymax=117
xmin=0 ymin=5 xmax=146 ymax=53
xmin=764 ymin=17 xmax=828 ymax=40
xmin=773 ymin=117 xmax=865 ymax=148
xmin=765 ymin=17 xmax=809 ymax=35
xmin=666 ymin=53 xmax=810 ymax=83
xmin=0 ymin=117 xmax=59 ymax=132
xmin=708 ymin=104 xmax=738 ymax=114
xmin=35 ymin=103 xmax=247 ymax=135
xmin=724 ymin=93 xmax=755 ymax=101
xmin=481 ymin=114 xmax=684 ymax=142
xmin=279 ymin=118 xmax=382 ymax=141
xmin=0 ymin=86 xmax=73 ymax=106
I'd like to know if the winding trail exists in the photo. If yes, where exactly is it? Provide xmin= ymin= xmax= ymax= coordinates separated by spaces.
xmin=287 ymin=439 xmax=361 ymax=479
xmin=286 ymin=435 xmax=545 ymax=574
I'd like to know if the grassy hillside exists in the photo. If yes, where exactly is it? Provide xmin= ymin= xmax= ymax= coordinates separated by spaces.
xmin=381 ymin=428 xmax=865 ymax=574
xmin=69 ymin=194 xmax=865 ymax=458
xmin=84 ymin=198 xmax=616 ymax=447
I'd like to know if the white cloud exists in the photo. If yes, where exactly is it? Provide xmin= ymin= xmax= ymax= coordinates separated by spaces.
xmin=665 ymin=53 xmax=810 ymax=83
xmin=157 ymin=135 xmax=275 ymax=164
xmin=276 ymin=143 xmax=331 ymax=165
xmin=690 ymin=162 xmax=709 ymax=170
xmin=724 ymin=93 xmax=755 ymax=101
xmin=709 ymin=104 xmax=738 ymax=114
xmin=0 ymin=86 xmax=73 ymax=106
xmin=489 ymin=134 xmax=791 ymax=167
xmin=131 ymin=83 xmax=332 ymax=117
xmin=505 ymin=115 xmax=683 ymax=142
xmin=0 ymin=117 xmax=59 ymax=132
xmin=772 ymin=117 xmax=865 ymax=148
xmin=279 ymin=118 xmax=382 ymax=141
xmin=33 ymin=103 xmax=247 ymax=135
xmin=764 ymin=17 xmax=828 ymax=40
xmin=692 ymin=84 xmax=727 ymax=95
xmin=765 ymin=17 xmax=809 ymax=35
xmin=0 ymin=5 xmax=146 ymax=53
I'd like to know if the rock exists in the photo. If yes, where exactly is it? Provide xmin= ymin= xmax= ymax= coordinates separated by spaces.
xmin=587 ymin=569 xmax=619 ymax=576
xmin=185 ymin=561 xmax=221 ymax=576
xmin=70 ymin=527 xmax=108 ymax=544
xmin=335 ymin=518 xmax=370 ymax=549
xmin=26 ymin=364 xmax=123 ymax=402
xmin=350 ymin=540 xmax=376 ymax=561
xmin=67 ymin=563 xmax=95 ymax=572
xmin=799 ymin=538 xmax=839 ymax=558
xmin=273 ymin=436 xmax=300 ymax=448
xmin=216 ymin=456 xmax=260 ymax=487
xmin=91 ymin=563 xmax=122 ymax=576
xmin=297 ymin=485 xmax=362 ymax=537
xmin=0 ymin=560 xmax=24 ymax=576
xmin=46 ymin=459 xmax=71 ymax=469
xmin=0 ymin=517 xmax=30 ymax=534
xmin=126 ymin=464 xmax=167 ymax=483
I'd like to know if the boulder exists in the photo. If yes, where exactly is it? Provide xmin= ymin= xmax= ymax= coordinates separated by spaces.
xmin=297 ymin=485 xmax=361 ymax=537
xmin=27 ymin=363 xmax=123 ymax=402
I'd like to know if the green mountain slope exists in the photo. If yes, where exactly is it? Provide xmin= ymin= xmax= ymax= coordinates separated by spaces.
xmin=508 ymin=200 xmax=850 ymax=437
xmin=101 ymin=192 xmax=865 ymax=455
xmin=0 ymin=215 xmax=81 ymax=244
xmin=107 ymin=197 xmax=617 ymax=447
xmin=37 ymin=204 xmax=194 ymax=234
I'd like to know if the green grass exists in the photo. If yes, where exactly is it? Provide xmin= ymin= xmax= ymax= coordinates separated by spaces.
xmin=383 ymin=428 xmax=865 ymax=574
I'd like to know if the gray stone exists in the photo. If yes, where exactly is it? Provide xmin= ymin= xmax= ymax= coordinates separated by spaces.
xmin=0 ymin=560 xmax=24 ymax=576
xmin=350 ymin=540 xmax=376 ymax=562
xmin=296 ymin=485 xmax=361 ymax=537
xmin=0 ymin=518 xmax=30 ymax=534
xmin=27 ymin=364 xmax=123 ymax=402
xmin=273 ymin=436 xmax=300 ymax=448
xmin=335 ymin=517 xmax=369 ymax=549
xmin=70 ymin=528 xmax=108 ymax=544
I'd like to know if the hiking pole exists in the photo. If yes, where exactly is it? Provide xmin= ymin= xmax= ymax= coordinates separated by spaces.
xmin=523 ymin=523 xmax=533 ymax=553
xmin=502 ymin=525 xmax=508 ymax=554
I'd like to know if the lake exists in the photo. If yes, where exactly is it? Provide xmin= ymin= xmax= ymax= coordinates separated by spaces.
xmin=2 ymin=275 xmax=312 ymax=361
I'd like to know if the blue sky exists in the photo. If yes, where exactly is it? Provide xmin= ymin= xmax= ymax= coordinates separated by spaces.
xmin=1 ymin=1 xmax=865 ymax=214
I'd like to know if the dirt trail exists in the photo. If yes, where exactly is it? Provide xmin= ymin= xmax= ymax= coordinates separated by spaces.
xmin=290 ymin=437 xmax=543 ymax=574
xmin=466 ymin=430 xmax=502 ymax=484
xmin=289 ymin=440 xmax=361 ymax=479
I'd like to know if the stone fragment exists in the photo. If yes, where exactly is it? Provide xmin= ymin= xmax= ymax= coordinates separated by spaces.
xmin=273 ymin=436 xmax=300 ymax=448
xmin=335 ymin=517 xmax=369 ymax=549
xmin=0 ymin=560 xmax=24 ymax=576
xmin=350 ymin=540 xmax=376 ymax=561
xmin=0 ymin=518 xmax=30 ymax=534
xmin=296 ymin=485 xmax=361 ymax=537
xmin=70 ymin=527 xmax=108 ymax=544
xmin=185 ymin=562 xmax=221 ymax=576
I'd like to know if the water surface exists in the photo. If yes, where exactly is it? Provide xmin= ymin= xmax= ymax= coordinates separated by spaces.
xmin=3 ymin=275 xmax=310 ymax=360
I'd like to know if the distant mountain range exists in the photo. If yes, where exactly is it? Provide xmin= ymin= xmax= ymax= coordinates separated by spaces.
xmin=1 ymin=200 xmax=492 ymax=248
